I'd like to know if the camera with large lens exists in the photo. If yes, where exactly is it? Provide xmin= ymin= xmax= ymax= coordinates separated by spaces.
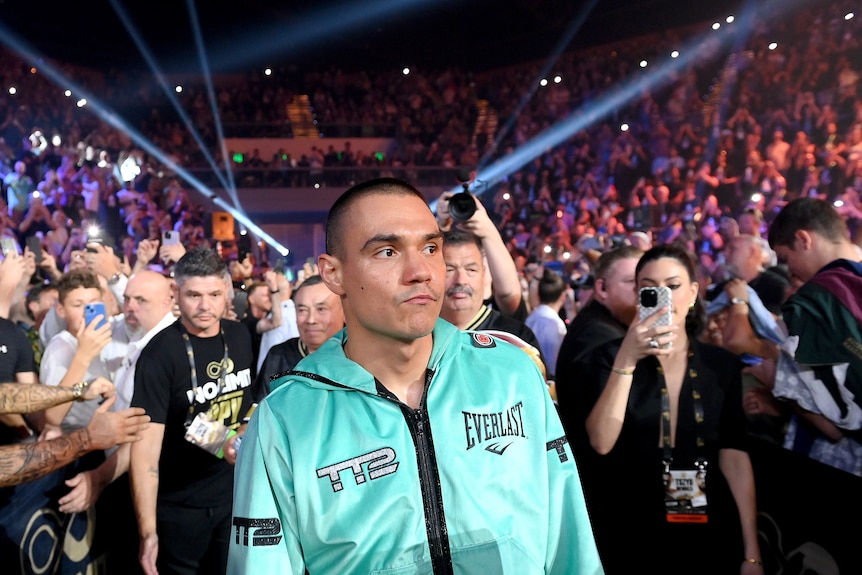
xmin=448 ymin=192 xmax=476 ymax=223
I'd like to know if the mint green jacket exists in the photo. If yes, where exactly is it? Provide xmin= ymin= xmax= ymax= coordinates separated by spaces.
xmin=228 ymin=319 xmax=602 ymax=575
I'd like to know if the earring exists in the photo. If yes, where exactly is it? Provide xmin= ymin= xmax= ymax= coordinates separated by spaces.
xmin=689 ymin=299 xmax=696 ymax=310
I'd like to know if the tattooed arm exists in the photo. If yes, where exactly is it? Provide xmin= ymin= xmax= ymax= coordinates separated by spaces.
xmin=0 ymin=395 xmax=149 ymax=488
xmin=0 ymin=378 xmax=115 ymax=415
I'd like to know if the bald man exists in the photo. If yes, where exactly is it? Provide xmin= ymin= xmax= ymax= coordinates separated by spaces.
xmin=115 ymin=271 xmax=177 ymax=410
xmin=56 ymin=271 xmax=175 ymax=516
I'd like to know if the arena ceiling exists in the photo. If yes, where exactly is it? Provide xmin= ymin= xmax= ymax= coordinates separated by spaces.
xmin=1 ymin=0 xmax=741 ymax=74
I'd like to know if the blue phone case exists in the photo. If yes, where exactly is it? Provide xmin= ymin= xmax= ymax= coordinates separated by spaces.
xmin=84 ymin=303 xmax=108 ymax=330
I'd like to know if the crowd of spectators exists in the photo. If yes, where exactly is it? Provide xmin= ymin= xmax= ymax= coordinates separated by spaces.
xmin=0 ymin=0 xmax=861 ymax=569
xmin=0 ymin=3 xmax=858 ymax=311
xmin=3 ymin=3 xmax=858 ymax=268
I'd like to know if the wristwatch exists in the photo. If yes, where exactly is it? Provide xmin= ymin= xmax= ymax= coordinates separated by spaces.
xmin=730 ymin=297 xmax=749 ymax=306
xmin=71 ymin=380 xmax=90 ymax=401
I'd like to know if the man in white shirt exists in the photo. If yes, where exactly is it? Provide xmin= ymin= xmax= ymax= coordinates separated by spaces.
xmin=55 ymin=270 xmax=174 ymax=515
xmin=525 ymin=268 xmax=568 ymax=379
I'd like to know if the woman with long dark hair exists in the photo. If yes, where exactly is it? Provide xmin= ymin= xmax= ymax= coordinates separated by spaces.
xmin=578 ymin=244 xmax=763 ymax=574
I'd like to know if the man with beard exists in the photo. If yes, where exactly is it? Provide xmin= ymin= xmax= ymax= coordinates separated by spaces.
xmin=56 ymin=270 xmax=175 ymax=571
xmin=131 ymin=248 xmax=259 ymax=575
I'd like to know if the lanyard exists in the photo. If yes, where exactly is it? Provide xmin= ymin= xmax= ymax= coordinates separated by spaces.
xmin=659 ymin=359 xmax=707 ymax=474
xmin=180 ymin=322 xmax=229 ymax=427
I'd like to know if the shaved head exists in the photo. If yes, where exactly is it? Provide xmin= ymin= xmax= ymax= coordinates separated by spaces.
xmin=124 ymin=270 xmax=174 ymax=337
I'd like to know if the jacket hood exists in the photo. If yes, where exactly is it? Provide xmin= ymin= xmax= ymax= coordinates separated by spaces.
xmin=270 ymin=318 xmax=461 ymax=394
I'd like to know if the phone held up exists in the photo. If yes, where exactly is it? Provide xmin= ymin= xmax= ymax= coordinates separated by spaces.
xmin=26 ymin=235 xmax=44 ymax=263
xmin=0 ymin=237 xmax=17 ymax=258
xmin=162 ymin=230 xmax=180 ymax=246
xmin=638 ymin=286 xmax=673 ymax=348
xmin=84 ymin=302 xmax=108 ymax=330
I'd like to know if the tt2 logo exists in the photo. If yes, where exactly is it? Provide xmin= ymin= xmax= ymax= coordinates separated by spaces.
xmin=316 ymin=447 xmax=399 ymax=493
xmin=232 ymin=517 xmax=282 ymax=547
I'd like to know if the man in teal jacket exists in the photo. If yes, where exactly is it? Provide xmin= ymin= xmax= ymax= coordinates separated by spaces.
xmin=228 ymin=178 xmax=602 ymax=574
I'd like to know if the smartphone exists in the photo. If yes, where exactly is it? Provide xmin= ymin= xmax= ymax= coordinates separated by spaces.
xmin=162 ymin=230 xmax=180 ymax=246
xmin=26 ymin=235 xmax=43 ymax=263
xmin=639 ymin=286 xmax=673 ymax=348
xmin=0 ymin=237 xmax=17 ymax=257
xmin=84 ymin=302 xmax=108 ymax=330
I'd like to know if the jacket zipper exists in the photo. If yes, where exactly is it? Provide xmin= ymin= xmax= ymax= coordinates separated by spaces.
xmin=291 ymin=367 xmax=454 ymax=573
xmin=391 ymin=370 xmax=454 ymax=575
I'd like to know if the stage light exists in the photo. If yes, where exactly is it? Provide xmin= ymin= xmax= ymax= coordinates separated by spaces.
xmin=51 ymin=135 xmax=61 ymax=146
xmin=29 ymin=67 xmax=36 ymax=74
xmin=502 ymin=192 xmax=510 ymax=200
xmin=751 ymin=193 xmax=763 ymax=203
xmin=240 ymin=229 xmax=248 ymax=236
xmin=543 ymin=245 xmax=552 ymax=254
xmin=554 ymin=75 xmax=562 ymax=83
xmin=314 ymin=183 xmax=321 ymax=189
xmin=639 ymin=60 xmax=648 ymax=68
xmin=64 ymin=89 xmax=72 ymax=97
xmin=8 ymin=86 xmax=16 ymax=95
xmin=0 ymin=17 xmax=290 ymax=258
xmin=845 ymin=12 xmax=854 ymax=20
xmin=264 ymin=67 xmax=272 ymax=75
xmin=540 ymin=78 xmax=548 ymax=87
xmin=768 ymin=42 xmax=778 ymax=50
xmin=76 ymin=98 xmax=87 ymax=107
xmin=834 ymin=200 xmax=845 ymax=208
xmin=671 ymin=50 xmax=679 ymax=58
xmin=186 ymin=0 xmax=239 ymax=202
xmin=113 ymin=0 xmax=236 ymax=202
xmin=475 ymin=0 xmax=599 ymax=174
xmin=726 ymin=16 xmax=735 ymax=23
xmin=712 ymin=22 xmax=721 ymax=30
xmin=402 ymin=67 xmax=410 ymax=75
xmin=563 ymin=252 xmax=571 ymax=260
xmin=620 ymin=123 xmax=630 ymax=132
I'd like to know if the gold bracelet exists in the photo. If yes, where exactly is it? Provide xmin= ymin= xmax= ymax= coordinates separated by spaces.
xmin=744 ymin=558 xmax=763 ymax=566
xmin=611 ymin=367 xmax=635 ymax=376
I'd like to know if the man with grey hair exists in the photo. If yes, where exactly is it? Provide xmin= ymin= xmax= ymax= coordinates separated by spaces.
xmin=130 ymin=247 xmax=261 ymax=575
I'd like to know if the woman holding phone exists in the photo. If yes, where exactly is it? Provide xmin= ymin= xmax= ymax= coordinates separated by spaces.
xmin=577 ymin=244 xmax=763 ymax=574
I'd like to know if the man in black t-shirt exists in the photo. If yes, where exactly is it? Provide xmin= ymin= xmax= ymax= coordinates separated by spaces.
xmin=0 ymin=316 xmax=38 ymax=444
xmin=130 ymin=247 xmax=262 ymax=575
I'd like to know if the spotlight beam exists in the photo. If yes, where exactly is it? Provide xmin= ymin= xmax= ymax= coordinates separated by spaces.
xmin=477 ymin=0 xmax=600 ymax=173
xmin=204 ymin=0 xmax=456 ymax=72
xmin=0 ymin=23 xmax=289 ymax=257
xmin=432 ymin=0 xmax=781 ymax=211
xmin=108 ymin=0 xmax=238 ymax=206
xmin=186 ymin=0 xmax=239 ymax=200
